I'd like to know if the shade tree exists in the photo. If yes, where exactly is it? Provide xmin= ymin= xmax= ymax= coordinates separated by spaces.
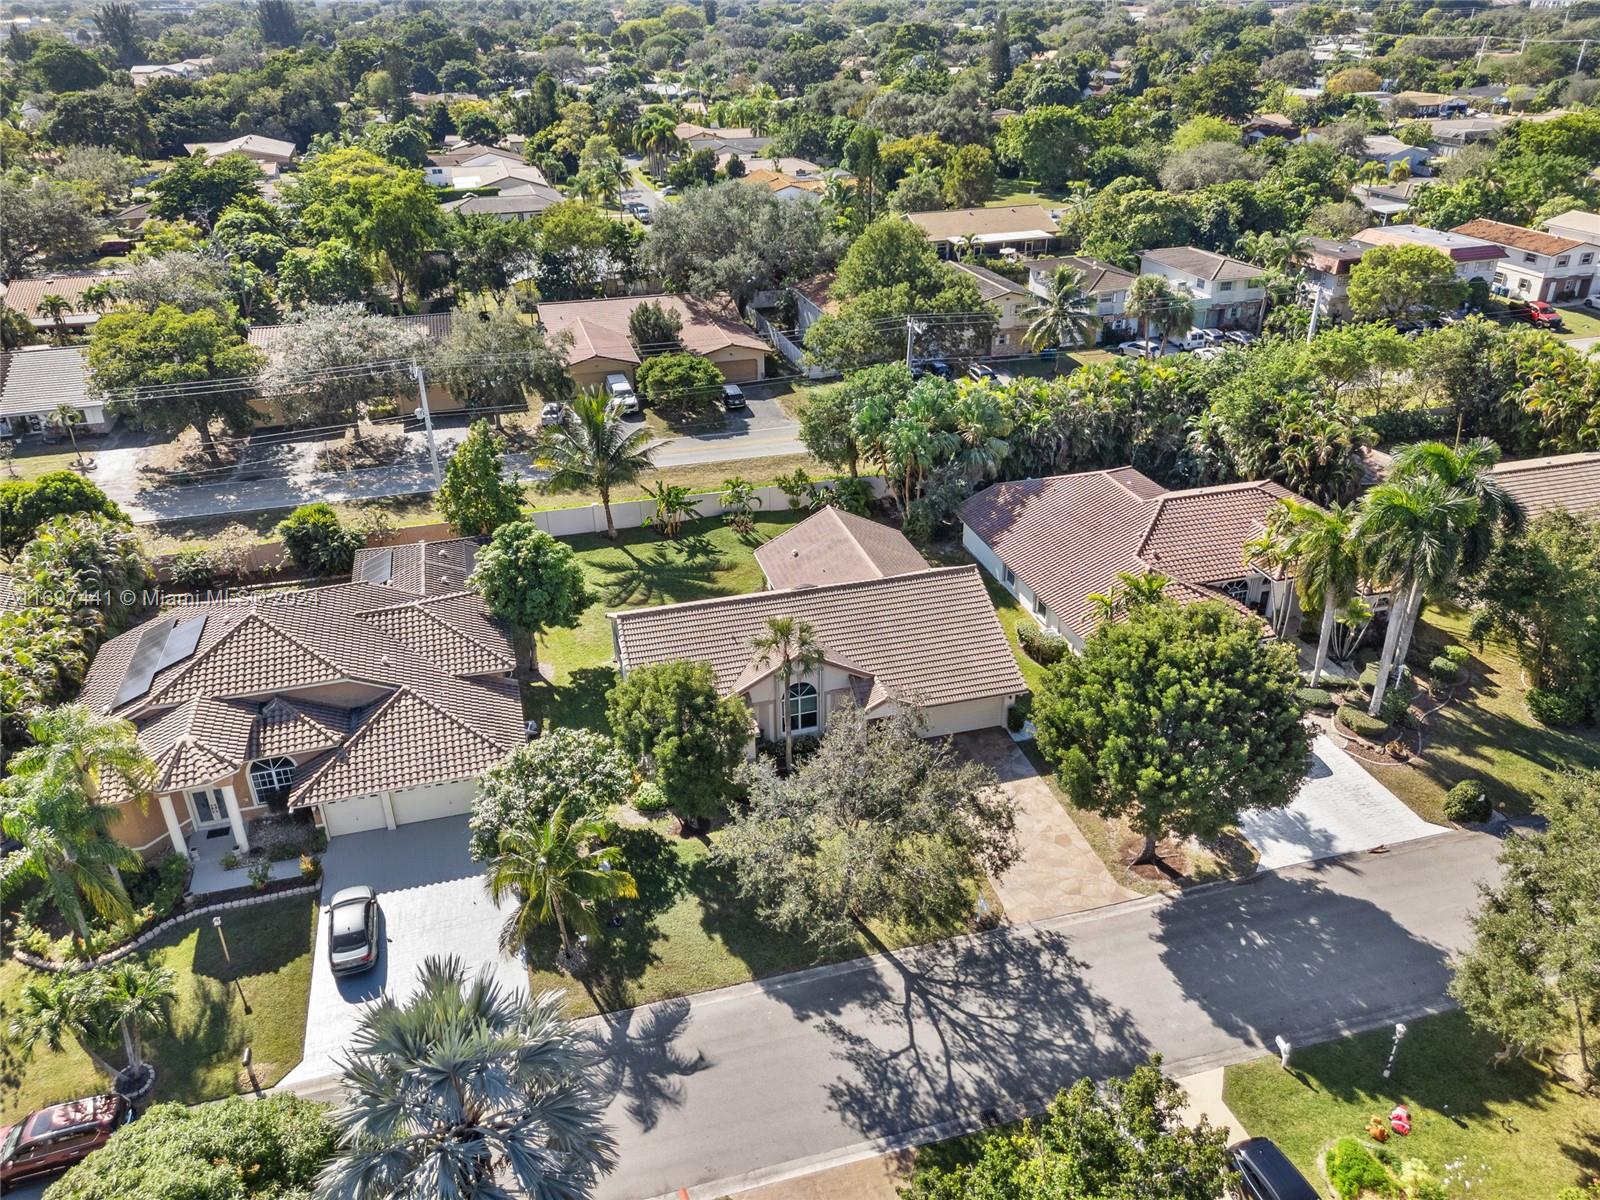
xmin=467 ymin=520 xmax=591 ymax=676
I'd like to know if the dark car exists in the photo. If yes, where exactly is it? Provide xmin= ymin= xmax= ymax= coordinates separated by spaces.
xmin=1 ymin=1094 xmax=130 ymax=1187
xmin=1230 ymin=1138 xmax=1318 ymax=1200
xmin=327 ymin=885 xmax=380 ymax=975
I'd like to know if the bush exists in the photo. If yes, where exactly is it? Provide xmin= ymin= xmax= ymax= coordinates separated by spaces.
xmin=830 ymin=476 xmax=873 ymax=516
xmin=166 ymin=547 xmax=216 ymax=589
xmin=1018 ymin=621 xmax=1071 ymax=666
xmin=0 ymin=470 xmax=126 ymax=555
xmin=775 ymin=468 xmax=822 ymax=510
xmin=1359 ymin=662 xmax=1380 ymax=691
xmin=1527 ymin=686 xmax=1586 ymax=727
xmin=1007 ymin=694 xmax=1032 ymax=732
xmin=1366 ymin=406 xmax=1449 ymax=447
xmin=126 ymin=852 xmax=191 ymax=919
xmin=1317 ymin=671 xmax=1358 ymax=690
xmin=298 ymin=853 xmax=319 ymax=882
xmin=1338 ymin=705 xmax=1390 ymax=740
xmin=632 ymin=780 xmax=672 ymax=814
xmin=247 ymin=860 xmax=271 ymax=891
xmin=1325 ymin=1136 xmax=1391 ymax=1200
xmin=1427 ymin=655 xmax=1459 ymax=685
xmin=634 ymin=352 xmax=724 ymax=407
xmin=468 ymin=730 xmax=634 ymax=860
xmin=1296 ymin=686 xmax=1334 ymax=711
xmin=275 ymin=502 xmax=362 ymax=576
xmin=1443 ymin=644 xmax=1471 ymax=667
xmin=1444 ymin=778 xmax=1490 ymax=823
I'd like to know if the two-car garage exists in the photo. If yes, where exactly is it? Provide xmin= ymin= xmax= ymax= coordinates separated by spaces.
xmin=319 ymin=779 xmax=477 ymax=838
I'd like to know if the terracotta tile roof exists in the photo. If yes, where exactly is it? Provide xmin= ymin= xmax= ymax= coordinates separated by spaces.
xmin=352 ymin=537 xmax=483 ymax=596
xmin=754 ymin=507 xmax=930 ymax=590
xmin=792 ymin=273 xmax=839 ymax=315
xmin=140 ymin=697 xmax=257 ymax=792
xmin=905 ymin=205 xmax=1059 ymax=243
xmin=250 ymin=698 xmax=349 ymax=758
xmin=959 ymin=469 xmax=1298 ymax=640
xmin=1450 ymin=218 xmax=1585 ymax=257
xmin=739 ymin=169 xmax=826 ymax=194
xmin=536 ymin=294 xmax=768 ymax=365
xmin=1491 ymin=451 xmax=1600 ymax=517
xmin=353 ymin=595 xmax=517 ymax=676
xmin=611 ymin=565 xmax=1025 ymax=712
xmin=1 ymin=273 xmax=127 ymax=323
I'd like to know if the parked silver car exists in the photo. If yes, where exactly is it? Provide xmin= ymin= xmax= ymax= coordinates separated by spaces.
xmin=327 ymin=885 xmax=379 ymax=976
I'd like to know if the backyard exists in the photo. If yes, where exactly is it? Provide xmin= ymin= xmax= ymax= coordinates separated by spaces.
xmin=0 ymin=896 xmax=316 ymax=1122
xmin=1224 ymin=1010 xmax=1600 ymax=1199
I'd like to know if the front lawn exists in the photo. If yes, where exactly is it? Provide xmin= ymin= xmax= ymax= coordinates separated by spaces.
xmin=3 ymin=444 xmax=92 ymax=482
xmin=527 ymin=821 xmax=992 ymax=1017
xmin=1224 ymin=1010 xmax=1600 ymax=1199
xmin=0 ymin=896 xmax=317 ymax=1121
xmin=525 ymin=510 xmax=810 ymax=733
xmin=1554 ymin=303 xmax=1600 ymax=339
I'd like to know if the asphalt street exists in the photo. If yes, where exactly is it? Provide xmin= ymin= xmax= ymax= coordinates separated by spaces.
xmin=588 ymin=829 xmax=1499 ymax=1200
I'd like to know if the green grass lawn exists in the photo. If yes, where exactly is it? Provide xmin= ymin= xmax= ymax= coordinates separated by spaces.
xmin=3 ymin=444 xmax=92 ymax=482
xmin=987 ymin=179 xmax=1068 ymax=207
xmin=0 ymin=896 xmax=316 ymax=1121
xmin=1363 ymin=606 xmax=1600 ymax=824
xmin=1555 ymin=303 xmax=1600 ymax=339
xmin=1224 ymin=1011 xmax=1600 ymax=1199
xmin=524 ymin=510 xmax=810 ymax=732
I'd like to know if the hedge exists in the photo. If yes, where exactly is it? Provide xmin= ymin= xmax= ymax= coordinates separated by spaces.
xmin=1295 ymin=686 xmax=1335 ymax=711
xmin=1428 ymin=655 xmax=1460 ymax=685
xmin=1444 ymin=779 xmax=1490 ymax=823
xmin=1337 ymin=705 xmax=1389 ymax=741
xmin=1528 ymin=687 xmax=1586 ymax=727
xmin=1018 ymin=621 xmax=1071 ymax=666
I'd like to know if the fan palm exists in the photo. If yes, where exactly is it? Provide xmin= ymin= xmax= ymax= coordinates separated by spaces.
xmin=1024 ymin=267 xmax=1099 ymax=352
xmin=485 ymin=805 xmax=638 ymax=960
xmin=750 ymin=616 xmax=824 ymax=772
xmin=1246 ymin=499 xmax=1363 ymax=684
xmin=315 ymin=955 xmax=617 ymax=1200
xmin=537 ymin=390 xmax=656 ymax=540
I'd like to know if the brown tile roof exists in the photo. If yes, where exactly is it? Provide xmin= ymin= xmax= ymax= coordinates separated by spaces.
xmin=905 ymin=205 xmax=1059 ymax=243
xmin=251 ymin=698 xmax=349 ymax=758
xmin=426 ymin=142 xmax=526 ymax=167
xmin=1 ymin=273 xmax=127 ymax=323
xmin=139 ymin=697 xmax=257 ymax=792
xmin=754 ymin=507 xmax=930 ymax=590
xmin=959 ymin=469 xmax=1297 ymax=639
xmin=611 ymin=565 xmax=1025 ymax=712
xmin=246 ymin=312 xmax=452 ymax=353
xmin=792 ymin=273 xmax=839 ymax=315
xmin=1030 ymin=256 xmax=1136 ymax=296
xmin=1450 ymin=218 xmax=1585 ymax=257
xmin=1491 ymin=451 xmax=1600 ymax=517
xmin=535 ymin=294 xmax=767 ymax=366
xmin=1141 ymin=246 xmax=1262 ymax=283
xmin=739 ymin=169 xmax=825 ymax=194
xmin=353 ymin=595 xmax=517 ymax=676
xmin=352 ymin=537 xmax=483 ymax=596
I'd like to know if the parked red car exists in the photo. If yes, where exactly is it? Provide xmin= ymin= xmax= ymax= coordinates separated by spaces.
xmin=0 ymin=1094 xmax=129 ymax=1187
xmin=1523 ymin=300 xmax=1565 ymax=328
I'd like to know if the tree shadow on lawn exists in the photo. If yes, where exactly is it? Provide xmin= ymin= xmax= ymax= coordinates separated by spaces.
xmin=524 ymin=666 xmax=616 ymax=735
xmin=590 ymin=538 xmax=727 ymax=607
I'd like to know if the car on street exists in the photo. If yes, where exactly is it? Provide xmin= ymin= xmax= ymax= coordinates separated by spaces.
xmin=1522 ymin=300 xmax=1564 ymax=328
xmin=605 ymin=372 xmax=641 ymax=415
xmin=1117 ymin=338 xmax=1168 ymax=358
xmin=967 ymin=363 xmax=997 ymax=381
xmin=1 ymin=1095 xmax=130 ymax=1188
xmin=539 ymin=401 xmax=564 ymax=426
xmin=1192 ymin=344 xmax=1227 ymax=360
xmin=1585 ymin=295 xmax=1599 ymax=310
xmin=1223 ymin=330 xmax=1260 ymax=347
xmin=1229 ymin=1138 xmax=1318 ymax=1200
xmin=624 ymin=201 xmax=652 ymax=224
xmin=660 ymin=185 xmax=679 ymax=196
xmin=721 ymin=382 xmax=747 ymax=409
xmin=327 ymin=885 xmax=380 ymax=976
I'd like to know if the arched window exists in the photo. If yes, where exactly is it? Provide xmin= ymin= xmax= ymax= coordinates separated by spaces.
xmin=786 ymin=681 xmax=819 ymax=731
xmin=249 ymin=756 xmax=296 ymax=806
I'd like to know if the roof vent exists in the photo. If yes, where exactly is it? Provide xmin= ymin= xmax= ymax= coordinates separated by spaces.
xmin=381 ymin=655 xmax=392 ymax=667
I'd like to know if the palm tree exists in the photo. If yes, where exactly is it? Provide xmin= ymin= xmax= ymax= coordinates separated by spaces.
xmin=750 ymin=616 xmax=824 ymax=772
xmin=1126 ymin=276 xmax=1190 ymax=359
xmin=948 ymin=389 xmax=1012 ymax=482
xmin=53 ymin=402 xmax=88 ymax=467
xmin=38 ymin=293 xmax=72 ymax=343
xmin=643 ymin=480 xmax=697 ymax=539
xmin=1247 ymin=499 xmax=1363 ymax=685
xmin=315 ymin=955 xmax=618 ymax=1199
xmin=1354 ymin=477 xmax=1478 ymax=718
xmin=8 ymin=972 xmax=120 ymax=1080
xmin=538 ymin=390 xmax=656 ymax=540
xmin=8 ymin=703 xmax=154 ymax=804
xmin=1387 ymin=159 xmax=1411 ymax=184
xmin=99 ymin=961 xmax=177 ymax=1078
xmin=1085 ymin=571 xmax=1170 ymax=626
xmin=1024 ymin=267 xmax=1099 ymax=352
xmin=721 ymin=475 xmax=761 ymax=533
xmin=1354 ymin=159 xmax=1386 ymax=187
xmin=485 ymin=805 xmax=638 ymax=963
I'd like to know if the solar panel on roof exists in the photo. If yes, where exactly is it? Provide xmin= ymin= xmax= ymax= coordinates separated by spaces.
xmin=114 ymin=616 xmax=178 ymax=706
xmin=156 ymin=614 xmax=207 ymax=670
xmin=358 ymin=548 xmax=394 ymax=583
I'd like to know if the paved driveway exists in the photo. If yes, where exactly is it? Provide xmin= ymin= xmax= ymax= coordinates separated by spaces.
xmin=1237 ymin=735 xmax=1445 ymax=871
xmin=276 ymin=816 xmax=524 ymax=1096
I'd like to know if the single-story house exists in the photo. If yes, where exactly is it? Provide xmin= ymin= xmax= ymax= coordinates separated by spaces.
xmin=1453 ymin=218 xmax=1598 ymax=303
xmin=905 ymin=205 xmax=1059 ymax=259
xmin=79 ymin=538 xmax=523 ymax=856
xmin=1352 ymin=224 xmax=1505 ymax=284
xmin=1295 ymin=237 xmax=1368 ymax=319
xmin=1243 ymin=113 xmax=1300 ymax=144
xmin=426 ymin=142 xmax=528 ymax=170
xmin=720 ymin=153 xmax=832 ymax=178
xmin=1356 ymin=134 xmax=1432 ymax=175
xmin=736 ymin=169 xmax=827 ymax=202
xmin=114 ymin=200 xmax=153 ymax=233
xmin=611 ymin=507 xmax=1025 ymax=740
xmin=1380 ymin=91 xmax=1470 ymax=118
xmin=1 ymin=272 xmax=127 ymax=334
xmin=950 ymin=262 xmax=1033 ymax=357
xmin=1138 ymin=247 xmax=1266 ymax=332
xmin=182 ymin=134 xmax=296 ymax=175
xmin=1491 ymin=451 xmax=1600 ymax=518
xmin=442 ymin=188 xmax=563 ymax=221
xmin=960 ymin=468 xmax=1313 ymax=648
xmin=674 ymin=122 xmax=772 ymax=157
xmin=427 ymin=162 xmax=554 ymax=192
xmin=1426 ymin=117 xmax=1506 ymax=156
xmin=535 ymin=294 xmax=770 ymax=391
xmin=0 ymin=346 xmax=112 ymax=440
xmin=1351 ymin=179 xmax=1425 ymax=221
xmin=130 ymin=56 xmax=211 ymax=86
xmin=1026 ymin=255 xmax=1137 ymax=337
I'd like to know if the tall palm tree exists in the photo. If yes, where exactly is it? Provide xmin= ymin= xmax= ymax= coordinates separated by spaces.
xmin=1247 ymin=499 xmax=1363 ymax=685
xmin=8 ymin=703 xmax=154 ymax=804
xmin=1024 ymin=267 xmax=1099 ymax=352
xmin=750 ymin=616 xmax=824 ymax=772
xmin=538 ymin=390 xmax=656 ymax=540
xmin=53 ymin=402 xmax=88 ymax=467
xmin=38 ymin=294 xmax=71 ymax=343
xmin=1126 ymin=276 xmax=1190 ymax=359
xmin=1354 ymin=477 xmax=1479 ymax=717
xmin=315 ymin=955 xmax=617 ymax=1200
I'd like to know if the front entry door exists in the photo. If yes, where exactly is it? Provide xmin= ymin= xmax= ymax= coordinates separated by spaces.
xmin=189 ymin=788 xmax=230 ymax=829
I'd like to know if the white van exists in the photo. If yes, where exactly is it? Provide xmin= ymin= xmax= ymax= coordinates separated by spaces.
xmin=605 ymin=372 xmax=639 ymax=415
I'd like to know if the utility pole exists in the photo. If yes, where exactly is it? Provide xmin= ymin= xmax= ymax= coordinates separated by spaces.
xmin=1306 ymin=287 xmax=1323 ymax=342
xmin=1578 ymin=39 xmax=1589 ymax=74
xmin=412 ymin=361 xmax=442 ymax=488
xmin=905 ymin=316 xmax=917 ymax=368
xmin=1475 ymin=34 xmax=1488 ymax=69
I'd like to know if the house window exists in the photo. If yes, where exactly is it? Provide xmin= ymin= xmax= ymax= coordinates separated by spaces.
xmin=1517 ymin=277 xmax=1530 ymax=292
xmin=786 ymin=682 xmax=818 ymax=731
xmin=1523 ymin=253 xmax=1536 ymax=264
xmin=1557 ymin=255 xmax=1570 ymax=267
xmin=1583 ymin=253 xmax=1594 ymax=265
xmin=1218 ymin=579 xmax=1250 ymax=602
xmin=1002 ymin=564 xmax=1016 ymax=587
xmin=249 ymin=757 xmax=296 ymax=806
xmin=1220 ymin=281 xmax=1234 ymax=292
xmin=996 ymin=333 xmax=1008 ymax=345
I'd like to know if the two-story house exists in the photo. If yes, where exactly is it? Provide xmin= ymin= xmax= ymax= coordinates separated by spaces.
xmin=950 ymin=262 xmax=1034 ymax=357
xmin=1026 ymin=256 xmax=1137 ymax=339
xmin=1138 ymin=247 xmax=1267 ymax=333
xmin=1453 ymin=218 xmax=1599 ymax=304
xmin=1351 ymin=224 xmax=1505 ymax=285
xmin=1296 ymin=237 xmax=1368 ymax=320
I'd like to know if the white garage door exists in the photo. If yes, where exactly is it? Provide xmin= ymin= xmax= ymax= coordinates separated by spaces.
xmin=390 ymin=779 xmax=475 ymax=826
xmin=322 ymin=794 xmax=387 ymax=837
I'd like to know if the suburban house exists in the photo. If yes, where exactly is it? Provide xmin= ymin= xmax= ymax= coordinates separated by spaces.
xmin=950 ymin=262 xmax=1034 ymax=357
xmin=425 ymin=142 xmax=528 ymax=171
xmin=1426 ymin=116 xmax=1506 ymax=157
xmin=1356 ymin=134 xmax=1432 ymax=175
xmin=1242 ymin=112 xmax=1300 ymax=144
xmin=673 ymin=122 xmax=772 ymax=157
xmin=78 ymin=538 xmax=524 ymax=856
xmin=1138 ymin=247 xmax=1267 ymax=332
xmin=1352 ymin=224 xmax=1505 ymax=284
xmin=611 ymin=507 xmax=1025 ymax=740
xmin=182 ymin=134 xmax=296 ymax=175
xmin=960 ymin=468 xmax=1316 ymax=649
xmin=1 ymin=271 xmax=128 ymax=335
xmin=1491 ymin=451 xmax=1600 ymax=518
xmin=427 ymin=161 xmax=556 ymax=193
xmin=735 ymin=169 xmax=827 ymax=202
xmin=535 ymin=294 xmax=770 ymax=391
xmin=905 ymin=205 xmax=1059 ymax=259
xmin=129 ymin=56 xmax=212 ymax=86
xmin=1544 ymin=209 xmax=1600 ymax=246
xmin=0 ymin=346 xmax=112 ymax=440
xmin=1380 ymin=91 xmax=1470 ymax=118
xmin=1025 ymin=255 xmax=1136 ymax=337
xmin=245 ymin=313 xmax=459 ymax=419
xmin=1296 ymin=237 xmax=1368 ymax=319
xmin=719 ymin=153 xmax=832 ymax=178
xmin=1452 ymin=218 xmax=1597 ymax=303
xmin=441 ymin=189 xmax=563 ymax=221
xmin=1351 ymin=178 xmax=1426 ymax=222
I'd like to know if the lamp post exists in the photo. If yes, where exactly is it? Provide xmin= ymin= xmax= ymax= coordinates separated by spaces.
xmin=214 ymin=915 xmax=251 ymax=1014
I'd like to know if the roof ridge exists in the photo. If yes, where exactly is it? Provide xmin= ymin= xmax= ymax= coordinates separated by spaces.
xmin=609 ymin=563 xmax=980 ymax=622
xmin=143 ymin=607 xmax=344 ymax=708
xmin=286 ymin=687 xmax=407 ymax=800
xmin=356 ymin=598 xmax=515 ymax=668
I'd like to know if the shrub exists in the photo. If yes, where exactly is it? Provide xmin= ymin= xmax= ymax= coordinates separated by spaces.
xmin=1397 ymin=1159 xmax=1447 ymax=1200
xmin=1444 ymin=778 xmax=1490 ymax=823
xmin=220 ymin=851 xmax=239 ymax=870
xmin=1443 ymin=644 xmax=1470 ymax=667
xmin=1428 ymin=655 xmax=1459 ymax=685
xmin=830 ymin=476 xmax=873 ymax=516
xmin=634 ymin=352 xmax=723 ymax=407
xmin=298 ymin=853 xmax=319 ymax=882
xmin=775 ymin=468 xmax=822 ymax=510
xmin=1007 ymin=694 xmax=1032 ymax=732
xmin=1296 ymin=686 xmax=1334 ymax=711
xmin=632 ymin=780 xmax=671 ymax=814
xmin=126 ymin=852 xmax=191 ymax=919
xmin=1338 ymin=705 xmax=1389 ymax=740
xmin=247 ymin=860 xmax=271 ymax=891
xmin=1325 ymin=1136 xmax=1391 ymax=1200
xmin=275 ymin=502 xmax=362 ymax=576
xmin=1018 ymin=621 xmax=1071 ymax=666
xmin=1317 ymin=671 xmax=1358 ymax=690
xmin=1528 ymin=687 xmax=1586 ymax=727
xmin=468 ymin=730 xmax=633 ymax=860
xmin=1366 ymin=406 xmax=1449 ymax=447
xmin=166 ymin=547 xmax=216 ymax=588
xmin=0 ymin=470 xmax=126 ymax=555
xmin=1359 ymin=662 xmax=1380 ymax=691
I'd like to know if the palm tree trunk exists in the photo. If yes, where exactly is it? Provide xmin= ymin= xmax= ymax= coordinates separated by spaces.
xmin=552 ymin=897 xmax=572 ymax=956
xmin=1367 ymin=579 xmax=1416 ymax=718
xmin=119 ymin=1020 xmax=140 ymax=1070
xmin=1311 ymin=601 xmax=1336 ymax=686
xmin=778 ymin=668 xmax=791 ymax=772
xmin=600 ymin=486 xmax=617 ymax=540
xmin=1391 ymin=593 xmax=1425 ymax=687
xmin=1574 ymin=991 xmax=1591 ymax=1080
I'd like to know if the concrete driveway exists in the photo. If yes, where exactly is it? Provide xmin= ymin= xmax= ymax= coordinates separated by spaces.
xmin=1237 ymin=735 xmax=1445 ymax=871
xmin=276 ymin=816 xmax=524 ymax=1096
